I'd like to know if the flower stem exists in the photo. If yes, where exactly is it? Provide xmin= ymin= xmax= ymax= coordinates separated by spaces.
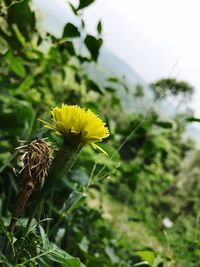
xmin=26 ymin=141 xmax=81 ymax=231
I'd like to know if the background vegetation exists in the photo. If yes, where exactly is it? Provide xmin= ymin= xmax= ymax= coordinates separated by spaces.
xmin=0 ymin=0 xmax=200 ymax=266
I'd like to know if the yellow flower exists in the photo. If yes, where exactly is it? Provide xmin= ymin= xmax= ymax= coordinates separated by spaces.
xmin=40 ymin=104 xmax=110 ymax=154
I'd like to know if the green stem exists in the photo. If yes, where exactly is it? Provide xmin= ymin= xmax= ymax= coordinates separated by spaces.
xmin=46 ymin=190 xmax=54 ymax=235
xmin=26 ymin=141 xmax=81 ymax=232
xmin=49 ymin=142 xmax=80 ymax=180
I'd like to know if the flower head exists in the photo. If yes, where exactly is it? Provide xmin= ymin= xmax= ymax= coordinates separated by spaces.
xmin=40 ymin=104 xmax=110 ymax=153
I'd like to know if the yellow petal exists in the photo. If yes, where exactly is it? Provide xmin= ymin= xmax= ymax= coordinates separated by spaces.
xmin=38 ymin=119 xmax=55 ymax=130
xmin=91 ymin=143 xmax=108 ymax=156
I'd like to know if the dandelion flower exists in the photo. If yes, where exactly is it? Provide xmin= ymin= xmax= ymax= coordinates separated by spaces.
xmin=40 ymin=104 xmax=110 ymax=154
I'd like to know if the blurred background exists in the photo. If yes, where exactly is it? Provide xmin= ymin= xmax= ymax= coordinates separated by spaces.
xmin=33 ymin=0 xmax=200 ymax=143
xmin=0 ymin=0 xmax=200 ymax=266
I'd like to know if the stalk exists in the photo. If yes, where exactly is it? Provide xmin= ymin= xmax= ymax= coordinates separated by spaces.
xmin=26 ymin=139 xmax=81 ymax=231
xmin=3 ymin=139 xmax=54 ymax=255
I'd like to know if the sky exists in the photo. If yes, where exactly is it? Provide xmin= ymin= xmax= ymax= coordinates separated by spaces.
xmin=32 ymin=0 xmax=200 ymax=116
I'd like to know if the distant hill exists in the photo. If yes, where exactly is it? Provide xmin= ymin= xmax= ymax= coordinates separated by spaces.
xmin=87 ymin=47 xmax=200 ymax=146
xmin=87 ymin=47 xmax=153 ymax=113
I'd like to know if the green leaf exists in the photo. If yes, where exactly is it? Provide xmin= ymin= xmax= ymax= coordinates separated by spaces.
xmin=0 ymin=98 xmax=35 ymax=138
xmin=6 ymin=51 xmax=26 ymax=78
xmin=112 ymin=96 xmax=120 ymax=107
xmin=123 ymin=83 xmax=129 ymax=93
xmin=39 ymin=225 xmax=49 ymax=250
xmin=155 ymin=121 xmax=173 ymax=129
xmin=97 ymin=20 xmax=102 ymax=34
xmin=134 ymin=261 xmax=149 ymax=266
xmin=136 ymin=250 xmax=155 ymax=267
xmin=69 ymin=3 xmax=77 ymax=14
xmin=105 ymin=246 xmax=119 ymax=264
xmin=153 ymin=256 xmax=164 ymax=267
xmin=7 ymin=0 xmax=35 ymax=41
xmin=77 ymin=0 xmax=96 ymax=10
xmin=84 ymin=35 xmax=103 ymax=61
xmin=71 ymin=170 xmax=89 ymax=185
xmin=77 ymin=55 xmax=90 ymax=63
xmin=11 ymin=57 xmax=26 ymax=77
xmin=86 ymin=79 xmax=103 ymax=95
xmin=66 ymin=41 xmax=76 ymax=55
xmin=107 ymin=77 xmax=119 ymax=83
xmin=62 ymin=259 xmax=82 ymax=267
xmin=12 ymin=75 xmax=34 ymax=95
xmin=135 ymin=84 xmax=144 ymax=97
xmin=75 ymin=73 xmax=81 ymax=84
xmin=105 ymin=87 xmax=116 ymax=93
xmin=186 ymin=117 xmax=200 ymax=123
xmin=39 ymin=243 xmax=85 ymax=267
xmin=78 ymin=236 xmax=89 ymax=253
xmin=12 ymin=24 xmax=26 ymax=47
xmin=62 ymin=191 xmax=86 ymax=216
xmin=63 ymin=23 xmax=80 ymax=38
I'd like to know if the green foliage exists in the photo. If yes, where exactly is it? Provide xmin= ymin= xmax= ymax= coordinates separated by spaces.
xmin=151 ymin=78 xmax=194 ymax=100
xmin=186 ymin=116 xmax=200 ymax=123
xmin=86 ymin=79 xmax=103 ymax=95
xmin=76 ymin=0 xmax=96 ymax=11
xmin=0 ymin=1 xmax=199 ymax=267
xmin=97 ymin=21 xmax=102 ymax=35
xmin=84 ymin=35 xmax=103 ymax=62
xmin=63 ymin=23 xmax=80 ymax=38
xmin=134 ymin=84 xmax=144 ymax=97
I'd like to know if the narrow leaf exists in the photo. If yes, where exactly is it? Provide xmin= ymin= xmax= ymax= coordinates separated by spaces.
xmin=86 ymin=79 xmax=103 ymax=95
xmin=186 ymin=117 xmax=200 ymax=123
xmin=97 ymin=20 xmax=102 ymax=34
xmin=63 ymin=191 xmax=86 ymax=216
xmin=77 ymin=0 xmax=96 ymax=10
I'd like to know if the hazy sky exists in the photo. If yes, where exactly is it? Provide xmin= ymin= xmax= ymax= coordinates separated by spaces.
xmin=32 ymin=0 xmax=200 ymax=115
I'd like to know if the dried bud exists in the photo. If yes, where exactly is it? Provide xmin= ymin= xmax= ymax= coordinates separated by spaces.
xmin=17 ymin=139 xmax=54 ymax=187
xmin=7 ymin=140 xmax=54 ymax=235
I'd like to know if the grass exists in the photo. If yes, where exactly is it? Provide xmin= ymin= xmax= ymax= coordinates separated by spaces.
xmin=87 ymin=188 xmax=165 ymax=254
